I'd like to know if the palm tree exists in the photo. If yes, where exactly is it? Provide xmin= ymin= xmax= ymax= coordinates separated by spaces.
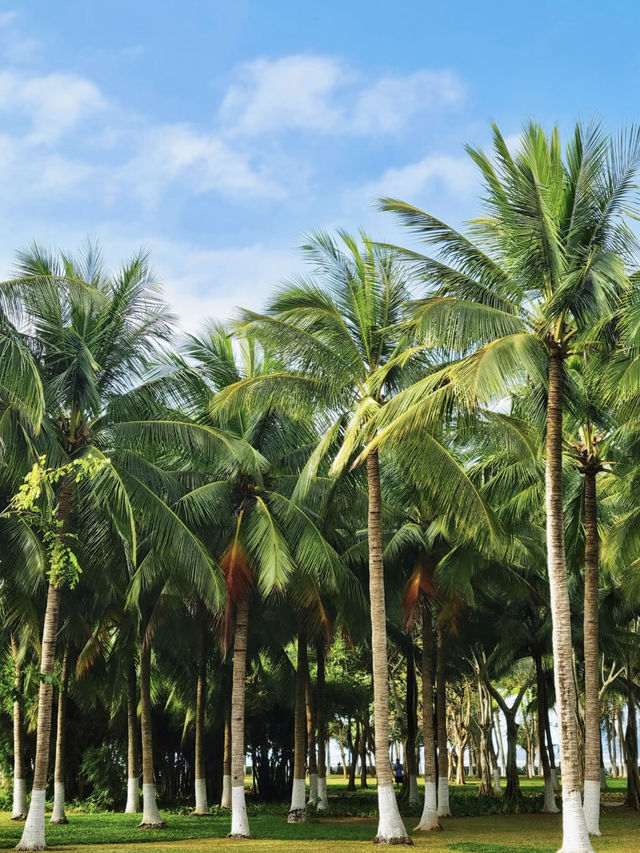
xmin=214 ymin=232 xmax=496 ymax=842
xmin=376 ymin=122 xmax=640 ymax=852
xmin=143 ymin=324 xmax=342 ymax=838
xmin=7 ymin=243 xmax=226 ymax=850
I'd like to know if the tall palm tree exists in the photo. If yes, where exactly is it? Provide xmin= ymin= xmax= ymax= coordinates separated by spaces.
xmin=7 ymin=244 xmax=225 ymax=850
xmin=375 ymin=122 xmax=640 ymax=852
xmin=143 ymin=324 xmax=342 ymax=838
xmin=215 ymin=232 xmax=495 ymax=843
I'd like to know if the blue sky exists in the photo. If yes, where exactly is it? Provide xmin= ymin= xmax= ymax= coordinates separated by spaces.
xmin=2 ymin=1 xmax=639 ymax=329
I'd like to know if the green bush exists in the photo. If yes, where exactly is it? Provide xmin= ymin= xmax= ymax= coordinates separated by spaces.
xmin=80 ymin=742 xmax=126 ymax=810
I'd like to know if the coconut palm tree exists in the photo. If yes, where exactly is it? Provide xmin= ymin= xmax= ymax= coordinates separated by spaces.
xmin=139 ymin=324 xmax=344 ymax=838
xmin=375 ymin=122 xmax=640 ymax=853
xmin=214 ymin=232 xmax=498 ymax=843
xmin=5 ymin=244 xmax=231 ymax=851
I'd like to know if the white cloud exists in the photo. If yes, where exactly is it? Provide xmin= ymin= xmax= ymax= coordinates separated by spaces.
xmin=0 ymin=70 xmax=106 ymax=143
xmin=146 ymin=240 xmax=301 ymax=330
xmin=355 ymin=153 xmax=477 ymax=203
xmin=220 ymin=54 xmax=463 ymax=137
xmin=221 ymin=55 xmax=346 ymax=135
xmin=115 ymin=124 xmax=284 ymax=205
xmin=0 ymin=11 xmax=38 ymax=63
xmin=351 ymin=70 xmax=464 ymax=133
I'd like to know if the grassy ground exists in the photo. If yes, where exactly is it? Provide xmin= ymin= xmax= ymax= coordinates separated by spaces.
xmin=0 ymin=778 xmax=634 ymax=852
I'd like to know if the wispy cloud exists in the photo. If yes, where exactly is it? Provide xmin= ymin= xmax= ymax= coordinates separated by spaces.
xmin=354 ymin=153 xmax=477 ymax=204
xmin=220 ymin=54 xmax=464 ymax=137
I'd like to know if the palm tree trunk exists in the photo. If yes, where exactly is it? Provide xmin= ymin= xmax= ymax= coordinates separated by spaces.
xmin=306 ymin=662 xmax=318 ymax=805
xmin=360 ymin=719 xmax=369 ymax=789
xmin=192 ymin=621 xmax=209 ymax=815
xmin=138 ymin=631 xmax=165 ymax=828
xmin=221 ymin=703 xmax=232 ymax=808
xmin=535 ymin=650 xmax=558 ymax=814
xmin=366 ymin=450 xmax=410 ymax=843
xmin=625 ymin=649 xmax=640 ymax=809
xmin=415 ymin=605 xmax=440 ymax=831
xmin=17 ymin=478 xmax=72 ymax=851
xmin=16 ymin=580 xmax=61 ymax=850
xmin=229 ymin=594 xmax=250 ymax=837
xmin=125 ymin=662 xmax=140 ymax=813
xmin=435 ymin=627 xmax=451 ymax=817
xmin=288 ymin=627 xmax=308 ymax=822
xmin=405 ymin=644 xmax=419 ymax=804
xmin=545 ymin=350 xmax=593 ymax=853
xmin=347 ymin=719 xmax=358 ymax=792
xmin=11 ymin=635 xmax=27 ymax=821
xmin=316 ymin=641 xmax=328 ymax=810
xmin=50 ymin=643 xmax=71 ymax=824
xmin=583 ymin=466 xmax=601 ymax=834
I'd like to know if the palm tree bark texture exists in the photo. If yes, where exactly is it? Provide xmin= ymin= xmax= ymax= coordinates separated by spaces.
xmin=582 ymin=465 xmax=601 ymax=834
xmin=138 ymin=631 xmax=165 ymax=829
xmin=17 ymin=478 xmax=71 ymax=851
xmin=229 ymin=594 xmax=251 ymax=837
xmin=546 ymin=350 xmax=593 ymax=852
xmin=288 ymin=626 xmax=308 ymax=822
xmin=367 ymin=450 xmax=411 ymax=844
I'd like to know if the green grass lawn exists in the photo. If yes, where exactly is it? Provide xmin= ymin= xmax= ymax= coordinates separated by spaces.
xmin=0 ymin=778 xmax=633 ymax=853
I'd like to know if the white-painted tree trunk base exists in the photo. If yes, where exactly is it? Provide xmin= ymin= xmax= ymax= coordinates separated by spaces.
xmin=408 ymin=774 xmax=419 ymax=805
xmin=308 ymin=772 xmax=319 ymax=805
xmin=287 ymin=777 xmax=307 ymax=822
xmin=317 ymin=776 xmax=329 ymax=811
xmin=220 ymin=775 xmax=231 ymax=809
xmin=229 ymin=785 xmax=251 ymax=838
xmin=138 ymin=783 xmax=166 ymax=829
xmin=12 ymin=778 xmax=27 ymax=820
xmin=374 ymin=784 xmax=411 ymax=843
xmin=583 ymin=780 xmax=601 ymax=836
xmin=125 ymin=778 xmax=140 ymax=814
xmin=551 ymin=768 xmax=560 ymax=792
xmin=15 ymin=789 xmax=46 ymax=851
xmin=493 ymin=768 xmax=501 ymax=794
xmin=414 ymin=780 xmax=441 ymax=832
xmin=437 ymin=777 xmax=451 ymax=817
xmin=192 ymin=778 xmax=209 ymax=815
xmin=542 ymin=774 xmax=559 ymax=813
xmin=50 ymin=782 xmax=67 ymax=824
xmin=557 ymin=789 xmax=595 ymax=853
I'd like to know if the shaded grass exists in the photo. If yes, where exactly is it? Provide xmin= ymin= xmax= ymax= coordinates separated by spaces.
xmin=0 ymin=807 xmax=638 ymax=853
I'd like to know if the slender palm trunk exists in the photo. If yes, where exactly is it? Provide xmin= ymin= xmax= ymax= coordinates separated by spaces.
xmin=11 ymin=635 xmax=27 ymax=821
xmin=367 ymin=450 xmax=411 ymax=844
xmin=415 ymin=606 xmax=440 ymax=831
xmin=625 ymin=649 xmax=640 ymax=809
xmin=50 ymin=643 xmax=71 ymax=824
xmin=16 ymin=580 xmax=61 ymax=850
xmin=316 ymin=642 xmax=328 ymax=810
xmin=125 ymin=663 xmax=140 ymax=813
xmin=18 ymin=479 xmax=74 ymax=850
xmin=306 ymin=663 xmax=318 ymax=805
xmin=495 ymin=710 xmax=506 ymax=777
xmin=360 ymin=720 xmax=369 ymax=788
xmin=406 ymin=645 xmax=419 ymax=804
xmin=221 ymin=704 xmax=232 ymax=808
xmin=192 ymin=622 xmax=209 ymax=815
xmin=546 ymin=351 xmax=593 ymax=853
xmin=229 ymin=594 xmax=250 ymax=837
xmin=535 ymin=650 xmax=559 ymax=814
xmin=435 ymin=627 xmax=451 ymax=817
xmin=289 ymin=628 xmax=308 ymax=822
xmin=582 ymin=467 xmax=601 ymax=834
xmin=138 ymin=632 xmax=165 ymax=828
